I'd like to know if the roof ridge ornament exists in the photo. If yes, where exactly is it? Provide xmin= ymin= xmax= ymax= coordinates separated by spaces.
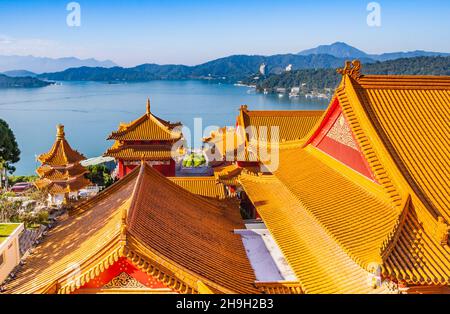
xmin=337 ymin=60 xmax=362 ymax=80
xmin=146 ymin=98 xmax=151 ymax=115
xmin=56 ymin=124 xmax=65 ymax=140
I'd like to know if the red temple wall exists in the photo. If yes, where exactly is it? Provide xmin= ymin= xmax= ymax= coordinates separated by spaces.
xmin=118 ymin=160 xmax=175 ymax=178
xmin=308 ymin=99 xmax=375 ymax=181
xmin=152 ymin=159 xmax=175 ymax=177
xmin=76 ymin=257 xmax=172 ymax=291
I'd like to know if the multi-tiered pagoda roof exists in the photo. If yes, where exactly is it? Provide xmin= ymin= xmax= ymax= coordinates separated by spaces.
xmin=104 ymin=99 xmax=182 ymax=161
xmin=35 ymin=125 xmax=91 ymax=196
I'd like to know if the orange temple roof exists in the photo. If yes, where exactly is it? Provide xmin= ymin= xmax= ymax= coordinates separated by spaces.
xmin=107 ymin=99 xmax=182 ymax=141
xmin=37 ymin=124 xmax=86 ymax=166
xmin=204 ymin=109 xmax=324 ymax=162
xmin=36 ymin=163 xmax=88 ymax=181
xmin=169 ymin=176 xmax=229 ymax=199
xmin=238 ymin=106 xmax=324 ymax=143
xmin=239 ymin=63 xmax=450 ymax=292
xmin=4 ymin=162 xmax=259 ymax=294
xmin=34 ymin=176 xmax=91 ymax=194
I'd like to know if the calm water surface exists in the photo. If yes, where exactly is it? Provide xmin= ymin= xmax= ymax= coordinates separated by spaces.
xmin=0 ymin=81 xmax=328 ymax=175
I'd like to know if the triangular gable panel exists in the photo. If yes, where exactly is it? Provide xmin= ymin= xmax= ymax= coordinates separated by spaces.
xmin=309 ymin=99 xmax=375 ymax=181
xmin=75 ymin=257 xmax=175 ymax=293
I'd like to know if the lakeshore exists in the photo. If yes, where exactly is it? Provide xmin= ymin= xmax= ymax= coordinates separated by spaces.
xmin=0 ymin=80 xmax=328 ymax=175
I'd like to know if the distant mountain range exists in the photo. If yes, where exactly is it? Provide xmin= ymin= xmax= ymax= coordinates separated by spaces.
xmin=0 ymin=55 xmax=117 ymax=74
xmin=0 ymin=74 xmax=52 ymax=88
xmin=37 ymin=42 xmax=449 ymax=83
xmin=38 ymin=54 xmax=356 ymax=82
xmin=298 ymin=42 xmax=450 ymax=61
xmin=245 ymin=56 xmax=450 ymax=97
xmin=1 ymin=42 xmax=448 ymax=86
xmin=2 ymin=70 xmax=37 ymax=77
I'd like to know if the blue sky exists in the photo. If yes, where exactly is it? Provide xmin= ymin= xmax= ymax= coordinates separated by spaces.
xmin=0 ymin=0 xmax=449 ymax=66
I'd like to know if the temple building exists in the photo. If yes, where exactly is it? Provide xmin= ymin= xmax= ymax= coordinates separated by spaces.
xmin=239 ymin=61 xmax=450 ymax=293
xmin=34 ymin=124 xmax=91 ymax=205
xmin=3 ymin=61 xmax=448 ymax=294
xmin=104 ymin=99 xmax=182 ymax=178
xmin=205 ymin=107 xmax=323 ymax=168
xmin=2 ymin=162 xmax=298 ymax=294
xmin=204 ymin=108 xmax=324 ymax=214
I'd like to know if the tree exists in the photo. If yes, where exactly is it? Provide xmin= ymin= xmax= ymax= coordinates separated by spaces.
xmin=0 ymin=119 xmax=20 ymax=188
xmin=86 ymin=164 xmax=114 ymax=188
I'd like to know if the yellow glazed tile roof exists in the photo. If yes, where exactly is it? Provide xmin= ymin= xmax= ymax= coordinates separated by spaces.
xmin=328 ymin=67 xmax=450 ymax=286
xmin=36 ymin=164 xmax=88 ymax=181
xmin=4 ymin=163 xmax=258 ymax=294
xmin=274 ymin=146 xmax=398 ymax=268
xmin=239 ymin=64 xmax=449 ymax=290
xmin=108 ymin=100 xmax=182 ymax=141
xmin=125 ymin=163 xmax=259 ymax=293
xmin=34 ymin=176 xmax=91 ymax=194
xmin=104 ymin=143 xmax=173 ymax=160
xmin=239 ymin=171 xmax=379 ymax=294
xmin=384 ymin=202 xmax=450 ymax=286
xmin=169 ymin=177 xmax=228 ymax=199
xmin=238 ymin=106 xmax=324 ymax=142
xmin=4 ymin=172 xmax=138 ymax=293
xmin=352 ymin=75 xmax=450 ymax=222
xmin=204 ymin=109 xmax=324 ymax=162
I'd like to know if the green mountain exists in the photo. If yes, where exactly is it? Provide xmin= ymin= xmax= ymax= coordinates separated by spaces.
xmin=2 ymin=70 xmax=37 ymax=77
xmin=36 ymin=42 xmax=449 ymax=83
xmin=298 ymin=42 xmax=369 ymax=59
xmin=38 ymin=54 xmax=365 ymax=82
xmin=247 ymin=56 xmax=450 ymax=96
xmin=298 ymin=42 xmax=450 ymax=61
xmin=0 ymin=74 xmax=52 ymax=88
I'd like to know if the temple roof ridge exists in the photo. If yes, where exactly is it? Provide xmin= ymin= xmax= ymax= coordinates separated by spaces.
xmin=107 ymin=99 xmax=182 ymax=141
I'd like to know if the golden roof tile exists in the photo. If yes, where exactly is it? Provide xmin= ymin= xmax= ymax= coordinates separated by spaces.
xmin=104 ymin=144 xmax=174 ymax=160
xmin=270 ymin=146 xmax=397 ymax=267
xmin=239 ymin=171 xmax=379 ymax=293
xmin=241 ymin=62 xmax=450 ymax=289
xmin=4 ymin=172 xmax=138 ymax=294
xmin=169 ymin=177 xmax=228 ymax=199
xmin=125 ymin=163 xmax=259 ymax=293
xmin=34 ymin=176 xmax=91 ymax=194
xmin=352 ymin=75 xmax=450 ymax=222
xmin=205 ymin=109 xmax=323 ymax=163
xmin=36 ymin=163 xmax=88 ymax=180
xmin=4 ymin=163 xmax=259 ymax=294
xmin=239 ymin=107 xmax=324 ymax=143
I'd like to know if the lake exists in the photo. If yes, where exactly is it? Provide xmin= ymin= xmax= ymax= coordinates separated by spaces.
xmin=0 ymin=80 xmax=328 ymax=175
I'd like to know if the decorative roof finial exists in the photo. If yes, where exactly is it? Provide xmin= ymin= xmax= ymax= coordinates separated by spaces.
xmin=240 ymin=104 xmax=248 ymax=112
xmin=337 ymin=60 xmax=362 ymax=80
xmin=146 ymin=98 xmax=151 ymax=115
xmin=56 ymin=124 xmax=65 ymax=140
